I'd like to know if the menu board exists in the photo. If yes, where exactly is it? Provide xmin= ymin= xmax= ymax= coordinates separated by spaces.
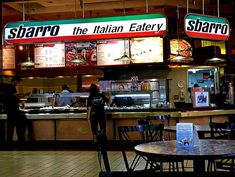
xmin=65 ymin=42 xmax=97 ymax=67
xmin=130 ymin=37 xmax=163 ymax=63
xmin=97 ymin=39 xmax=130 ymax=66
xmin=168 ymin=38 xmax=193 ymax=63
xmin=34 ymin=43 xmax=65 ymax=68
xmin=2 ymin=45 xmax=15 ymax=69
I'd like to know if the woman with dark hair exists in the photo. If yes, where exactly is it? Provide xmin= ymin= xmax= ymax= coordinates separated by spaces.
xmin=87 ymin=84 xmax=111 ymax=140
xmin=87 ymin=84 xmax=112 ymax=171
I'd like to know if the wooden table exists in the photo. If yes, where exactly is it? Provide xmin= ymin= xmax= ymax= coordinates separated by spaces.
xmin=134 ymin=139 xmax=235 ymax=173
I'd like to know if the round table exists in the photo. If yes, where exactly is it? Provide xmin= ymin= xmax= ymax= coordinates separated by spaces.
xmin=134 ymin=139 xmax=235 ymax=173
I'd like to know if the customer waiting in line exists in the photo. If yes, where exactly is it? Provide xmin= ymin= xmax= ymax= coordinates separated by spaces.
xmin=57 ymin=84 xmax=76 ymax=107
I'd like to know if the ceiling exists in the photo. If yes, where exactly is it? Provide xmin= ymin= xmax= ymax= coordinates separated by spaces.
xmin=2 ymin=0 xmax=235 ymax=24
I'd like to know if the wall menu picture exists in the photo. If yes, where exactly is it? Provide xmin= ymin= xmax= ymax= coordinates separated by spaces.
xmin=130 ymin=37 xmax=163 ymax=63
xmin=97 ymin=39 xmax=130 ymax=66
xmin=168 ymin=38 xmax=193 ymax=63
xmin=3 ymin=45 xmax=15 ymax=69
xmin=65 ymin=42 xmax=97 ymax=67
xmin=34 ymin=43 xmax=65 ymax=68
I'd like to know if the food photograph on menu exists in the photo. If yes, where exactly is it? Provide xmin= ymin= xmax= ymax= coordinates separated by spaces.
xmin=65 ymin=42 xmax=97 ymax=67
xmin=96 ymin=39 xmax=131 ymax=66
xmin=130 ymin=37 xmax=164 ymax=63
xmin=34 ymin=43 xmax=65 ymax=68
xmin=168 ymin=38 xmax=193 ymax=63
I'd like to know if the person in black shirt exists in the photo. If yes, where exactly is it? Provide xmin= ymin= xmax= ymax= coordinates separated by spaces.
xmin=87 ymin=84 xmax=111 ymax=138
xmin=2 ymin=75 xmax=26 ymax=143
xmin=87 ymin=84 xmax=112 ymax=171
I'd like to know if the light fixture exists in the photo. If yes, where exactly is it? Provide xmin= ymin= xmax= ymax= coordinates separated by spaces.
xmin=19 ymin=45 xmax=39 ymax=68
xmin=203 ymin=0 xmax=226 ymax=65
xmin=112 ymin=0 xmax=134 ymax=64
xmin=204 ymin=45 xmax=226 ymax=64
xmin=19 ymin=0 xmax=39 ymax=68
xmin=66 ymin=0 xmax=86 ymax=65
xmin=113 ymin=39 xmax=133 ymax=64
xmin=168 ymin=5 xmax=193 ymax=63
xmin=66 ymin=43 xmax=86 ymax=64
xmin=66 ymin=55 xmax=85 ymax=64
xmin=19 ymin=45 xmax=24 ymax=50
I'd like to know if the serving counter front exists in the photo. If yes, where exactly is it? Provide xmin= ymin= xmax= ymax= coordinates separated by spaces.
xmin=0 ymin=108 xmax=234 ymax=142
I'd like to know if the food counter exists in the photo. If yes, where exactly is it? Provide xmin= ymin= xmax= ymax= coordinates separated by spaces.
xmin=0 ymin=107 xmax=234 ymax=142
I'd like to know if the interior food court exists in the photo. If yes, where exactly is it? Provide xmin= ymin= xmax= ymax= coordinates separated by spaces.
xmin=0 ymin=0 xmax=235 ymax=176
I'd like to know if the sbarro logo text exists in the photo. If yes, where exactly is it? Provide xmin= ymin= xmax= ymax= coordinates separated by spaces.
xmin=184 ymin=13 xmax=230 ymax=40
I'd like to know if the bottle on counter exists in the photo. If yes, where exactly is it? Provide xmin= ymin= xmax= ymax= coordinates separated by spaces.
xmin=227 ymin=82 xmax=234 ymax=105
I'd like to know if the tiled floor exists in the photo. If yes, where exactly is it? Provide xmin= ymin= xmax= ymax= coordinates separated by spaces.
xmin=0 ymin=150 xmax=194 ymax=177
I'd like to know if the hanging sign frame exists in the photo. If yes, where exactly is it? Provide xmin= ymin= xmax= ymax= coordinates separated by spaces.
xmin=184 ymin=13 xmax=230 ymax=40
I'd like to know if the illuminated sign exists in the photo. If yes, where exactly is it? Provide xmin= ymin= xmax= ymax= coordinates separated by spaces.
xmin=185 ymin=13 xmax=230 ymax=40
xmin=4 ymin=13 xmax=167 ymax=44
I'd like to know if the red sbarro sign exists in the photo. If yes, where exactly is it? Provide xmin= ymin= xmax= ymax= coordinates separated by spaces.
xmin=4 ymin=13 xmax=167 ymax=44
xmin=184 ymin=13 xmax=230 ymax=40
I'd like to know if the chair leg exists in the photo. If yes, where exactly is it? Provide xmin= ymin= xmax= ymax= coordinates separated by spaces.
xmin=181 ymin=161 xmax=185 ymax=171
xmin=168 ymin=161 xmax=184 ymax=172
xmin=207 ymin=160 xmax=216 ymax=171
xmin=160 ymin=161 xmax=164 ymax=172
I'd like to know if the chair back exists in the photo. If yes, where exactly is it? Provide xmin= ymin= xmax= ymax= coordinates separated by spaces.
xmin=209 ymin=122 xmax=229 ymax=139
xmin=228 ymin=122 xmax=235 ymax=140
xmin=137 ymin=119 xmax=164 ymax=142
xmin=118 ymin=125 xmax=151 ymax=171
xmin=146 ymin=114 xmax=170 ymax=126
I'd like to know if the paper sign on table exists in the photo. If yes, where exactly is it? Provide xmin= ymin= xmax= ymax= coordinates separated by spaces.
xmin=176 ymin=123 xmax=194 ymax=148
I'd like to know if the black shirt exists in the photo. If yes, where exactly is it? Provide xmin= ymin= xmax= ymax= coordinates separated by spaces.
xmin=87 ymin=93 xmax=109 ymax=113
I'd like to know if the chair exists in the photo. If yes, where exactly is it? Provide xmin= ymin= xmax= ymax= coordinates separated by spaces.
xmin=137 ymin=119 xmax=185 ymax=172
xmin=96 ymin=130 xmax=111 ymax=172
xmin=214 ymin=122 xmax=235 ymax=172
xmin=118 ymin=125 xmax=161 ymax=172
xmin=209 ymin=122 xmax=229 ymax=139
xmin=137 ymin=119 xmax=164 ymax=142
xmin=146 ymin=115 xmax=171 ymax=126
xmin=146 ymin=115 xmax=171 ymax=140
xmin=208 ymin=122 xmax=235 ymax=172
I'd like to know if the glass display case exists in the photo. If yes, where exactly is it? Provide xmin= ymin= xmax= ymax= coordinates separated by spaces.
xmin=100 ymin=79 xmax=169 ymax=109
xmin=22 ymin=92 xmax=89 ymax=112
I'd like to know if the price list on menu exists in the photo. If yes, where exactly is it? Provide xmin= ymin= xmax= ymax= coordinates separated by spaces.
xmin=3 ymin=45 xmax=15 ymax=69
xmin=34 ymin=44 xmax=65 ymax=68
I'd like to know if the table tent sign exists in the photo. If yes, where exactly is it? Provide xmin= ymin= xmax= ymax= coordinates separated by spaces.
xmin=184 ymin=13 xmax=230 ymax=40
xmin=4 ymin=13 xmax=167 ymax=44
xmin=176 ymin=123 xmax=199 ymax=148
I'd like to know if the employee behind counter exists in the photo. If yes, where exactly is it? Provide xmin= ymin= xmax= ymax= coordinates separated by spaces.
xmin=110 ymin=84 xmax=134 ymax=107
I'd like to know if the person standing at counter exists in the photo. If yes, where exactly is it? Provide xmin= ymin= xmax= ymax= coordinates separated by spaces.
xmin=87 ymin=84 xmax=112 ymax=171
xmin=58 ymin=84 xmax=76 ymax=107
xmin=87 ymin=84 xmax=111 ymax=141
xmin=2 ymin=75 xmax=26 ymax=143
